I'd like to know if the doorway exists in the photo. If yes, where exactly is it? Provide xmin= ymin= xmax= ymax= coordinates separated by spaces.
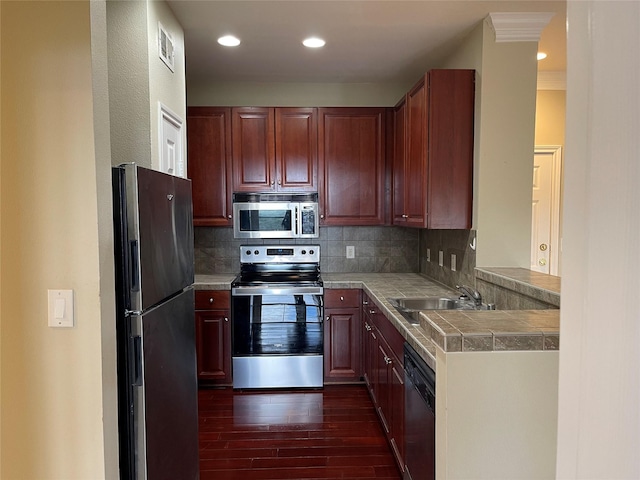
xmin=531 ymin=146 xmax=563 ymax=275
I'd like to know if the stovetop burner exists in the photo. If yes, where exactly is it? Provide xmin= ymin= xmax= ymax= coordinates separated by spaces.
xmin=233 ymin=244 xmax=322 ymax=289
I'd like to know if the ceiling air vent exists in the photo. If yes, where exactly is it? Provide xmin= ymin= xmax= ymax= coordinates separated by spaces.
xmin=158 ymin=22 xmax=175 ymax=72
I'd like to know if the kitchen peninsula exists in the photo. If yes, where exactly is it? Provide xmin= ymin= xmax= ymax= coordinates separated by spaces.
xmin=195 ymin=269 xmax=560 ymax=480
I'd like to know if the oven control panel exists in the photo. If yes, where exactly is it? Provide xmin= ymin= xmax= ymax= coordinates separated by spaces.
xmin=239 ymin=245 xmax=320 ymax=264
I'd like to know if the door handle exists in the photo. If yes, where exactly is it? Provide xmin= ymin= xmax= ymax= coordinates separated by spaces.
xmin=539 ymin=243 xmax=548 ymax=251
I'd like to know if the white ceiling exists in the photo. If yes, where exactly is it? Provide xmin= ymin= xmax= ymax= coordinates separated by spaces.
xmin=166 ymin=0 xmax=566 ymax=86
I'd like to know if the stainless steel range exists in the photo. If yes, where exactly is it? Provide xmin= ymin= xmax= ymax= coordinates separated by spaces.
xmin=231 ymin=245 xmax=323 ymax=389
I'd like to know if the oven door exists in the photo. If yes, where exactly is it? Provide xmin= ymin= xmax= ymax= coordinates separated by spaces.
xmin=231 ymin=288 xmax=324 ymax=388
xmin=233 ymin=202 xmax=297 ymax=239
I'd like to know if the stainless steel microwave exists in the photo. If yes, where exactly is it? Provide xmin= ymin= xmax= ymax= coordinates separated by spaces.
xmin=232 ymin=193 xmax=319 ymax=239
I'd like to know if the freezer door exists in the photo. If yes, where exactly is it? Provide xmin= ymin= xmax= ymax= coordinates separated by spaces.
xmin=115 ymin=164 xmax=195 ymax=311
xmin=130 ymin=288 xmax=199 ymax=480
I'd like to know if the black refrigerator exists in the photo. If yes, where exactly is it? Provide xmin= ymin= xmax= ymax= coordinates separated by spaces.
xmin=112 ymin=163 xmax=199 ymax=480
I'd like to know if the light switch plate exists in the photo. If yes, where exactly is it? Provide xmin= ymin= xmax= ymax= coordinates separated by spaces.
xmin=346 ymin=245 xmax=355 ymax=259
xmin=426 ymin=248 xmax=431 ymax=262
xmin=48 ymin=289 xmax=74 ymax=327
xmin=451 ymin=254 xmax=457 ymax=271
xmin=438 ymin=250 xmax=444 ymax=267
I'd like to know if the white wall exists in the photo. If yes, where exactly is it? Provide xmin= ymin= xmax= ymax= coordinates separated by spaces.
xmin=436 ymin=349 xmax=559 ymax=479
xmin=1 ymin=2 xmax=111 ymax=477
xmin=556 ymin=1 xmax=640 ymax=478
xmin=187 ymin=81 xmax=408 ymax=107
xmin=147 ymin=0 xmax=187 ymax=172
xmin=441 ymin=19 xmax=538 ymax=268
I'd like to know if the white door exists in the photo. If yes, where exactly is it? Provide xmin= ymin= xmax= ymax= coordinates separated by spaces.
xmin=159 ymin=103 xmax=184 ymax=177
xmin=531 ymin=146 xmax=563 ymax=274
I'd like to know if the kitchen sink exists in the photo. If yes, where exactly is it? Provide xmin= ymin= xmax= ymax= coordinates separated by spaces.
xmin=387 ymin=296 xmax=479 ymax=324
xmin=389 ymin=296 xmax=473 ymax=311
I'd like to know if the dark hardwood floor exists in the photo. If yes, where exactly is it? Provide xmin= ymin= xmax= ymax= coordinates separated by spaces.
xmin=198 ymin=384 xmax=402 ymax=480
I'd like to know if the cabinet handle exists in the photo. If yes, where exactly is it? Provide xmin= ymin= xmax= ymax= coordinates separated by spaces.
xmin=277 ymin=179 xmax=282 ymax=185
xmin=320 ymin=214 xmax=325 ymax=219
xmin=326 ymin=316 xmax=330 ymax=321
xmin=364 ymin=322 xmax=372 ymax=331
xmin=369 ymin=309 xmax=376 ymax=315
xmin=384 ymin=356 xmax=392 ymax=365
xmin=209 ymin=298 xmax=214 ymax=304
xmin=270 ymin=180 xmax=275 ymax=187
xmin=402 ymin=214 xmax=408 ymax=218
xmin=363 ymin=301 xmax=369 ymax=306
xmin=228 ymin=214 xmax=232 ymax=219
xmin=224 ymin=317 xmax=229 ymax=322
xmin=340 ymin=296 xmax=344 ymax=301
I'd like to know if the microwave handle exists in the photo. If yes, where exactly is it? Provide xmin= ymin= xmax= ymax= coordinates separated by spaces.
xmin=294 ymin=206 xmax=299 ymax=236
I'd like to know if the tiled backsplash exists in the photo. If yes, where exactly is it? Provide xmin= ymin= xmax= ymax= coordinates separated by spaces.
xmin=419 ymin=229 xmax=477 ymax=290
xmin=195 ymin=226 xmax=420 ymax=274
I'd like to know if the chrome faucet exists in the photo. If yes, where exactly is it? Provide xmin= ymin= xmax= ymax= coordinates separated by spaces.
xmin=456 ymin=284 xmax=483 ymax=307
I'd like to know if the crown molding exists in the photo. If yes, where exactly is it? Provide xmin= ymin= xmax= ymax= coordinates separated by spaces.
xmin=537 ymin=71 xmax=567 ymax=90
xmin=487 ymin=12 xmax=555 ymax=42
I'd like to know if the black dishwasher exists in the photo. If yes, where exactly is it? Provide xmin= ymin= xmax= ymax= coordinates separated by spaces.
xmin=403 ymin=343 xmax=436 ymax=480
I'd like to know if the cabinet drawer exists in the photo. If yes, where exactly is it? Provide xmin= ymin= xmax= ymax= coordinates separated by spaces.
xmin=325 ymin=289 xmax=361 ymax=308
xmin=195 ymin=290 xmax=230 ymax=310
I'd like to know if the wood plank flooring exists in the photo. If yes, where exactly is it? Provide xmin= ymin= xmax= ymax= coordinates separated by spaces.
xmin=198 ymin=385 xmax=402 ymax=480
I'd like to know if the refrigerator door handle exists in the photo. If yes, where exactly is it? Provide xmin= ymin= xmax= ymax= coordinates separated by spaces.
xmin=131 ymin=335 xmax=143 ymax=386
xmin=129 ymin=240 xmax=139 ymax=292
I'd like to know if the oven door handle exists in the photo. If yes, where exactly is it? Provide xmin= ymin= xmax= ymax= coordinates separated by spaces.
xmin=232 ymin=286 xmax=324 ymax=296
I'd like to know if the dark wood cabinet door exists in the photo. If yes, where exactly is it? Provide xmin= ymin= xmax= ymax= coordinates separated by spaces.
xmin=389 ymin=356 xmax=405 ymax=471
xmin=195 ymin=291 xmax=231 ymax=385
xmin=187 ymin=107 xmax=232 ymax=226
xmin=395 ymin=69 xmax=475 ymax=229
xmin=404 ymin=78 xmax=428 ymax=227
xmin=318 ymin=108 xmax=386 ymax=225
xmin=426 ymin=69 xmax=475 ymax=229
xmin=275 ymin=107 xmax=317 ymax=191
xmin=392 ymin=98 xmax=408 ymax=225
xmin=232 ymin=107 xmax=275 ymax=192
xmin=324 ymin=308 xmax=362 ymax=383
xmin=195 ymin=309 xmax=231 ymax=383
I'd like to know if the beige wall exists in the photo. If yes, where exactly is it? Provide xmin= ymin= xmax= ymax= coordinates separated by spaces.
xmin=147 ymin=0 xmax=187 ymax=171
xmin=1 ymin=2 xmax=112 ymax=478
xmin=442 ymin=19 xmax=538 ymax=268
xmin=187 ymin=81 xmax=408 ymax=107
xmin=535 ymin=89 xmax=566 ymax=146
xmin=557 ymin=1 xmax=640 ymax=477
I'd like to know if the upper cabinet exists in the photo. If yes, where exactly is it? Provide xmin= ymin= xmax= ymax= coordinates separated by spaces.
xmin=232 ymin=107 xmax=317 ymax=192
xmin=318 ymin=107 xmax=386 ymax=226
xmin=187 ymin=107 xmax=233 ymax=227
xmin=393 ymin=69 xmax=475 ymax=229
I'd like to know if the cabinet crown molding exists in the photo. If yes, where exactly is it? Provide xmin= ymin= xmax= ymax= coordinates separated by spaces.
xmin=486 ymin=12 xmax=555 ymax=42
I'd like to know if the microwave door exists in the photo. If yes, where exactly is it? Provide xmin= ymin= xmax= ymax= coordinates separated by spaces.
xmin=233 ymin=202 xmax=296 ymax=239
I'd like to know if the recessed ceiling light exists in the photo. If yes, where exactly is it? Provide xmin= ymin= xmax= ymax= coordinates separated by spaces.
xmin=537 ymin=52 xmax=548 ymax=61
xmin=218 ymin=35 xmax=241 ymax=47
xmin=303 ymin=37 xmax=326 ymax=48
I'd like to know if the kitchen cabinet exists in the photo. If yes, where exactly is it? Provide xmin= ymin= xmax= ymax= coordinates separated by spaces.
xmin=393 ymin=69 xmax=475 ymax=229
xmin=362 ymin=292 xmax=405 ymax=473
xmin=187 ymin=107 xmax=233 ymax=226
xmin=323 ymin=289 xmax=362 ymax=383
xmin=195 ymin=290 xmax=231 ymax=385
xmin=231 ymin=107 xmax=317 ymax=192
xmin=318 ymin=108 xmax=386 ymax=225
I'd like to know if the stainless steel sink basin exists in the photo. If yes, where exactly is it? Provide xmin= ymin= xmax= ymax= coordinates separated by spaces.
xmin=389 ymin=297 xmax=471 ymax=311
xmin=387 ymin=296 xmax=477 ymax=324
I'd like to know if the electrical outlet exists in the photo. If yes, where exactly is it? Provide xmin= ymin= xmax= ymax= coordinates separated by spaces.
xmin=438 ymin=250 xmax=444 ymax=267
xmin=451 ymin=254 xmax=457 ymax=272
xmin=346 ymin=245 xmax=355 ymax=259
xmin=426 ymin=248 xmax=431 ymax=262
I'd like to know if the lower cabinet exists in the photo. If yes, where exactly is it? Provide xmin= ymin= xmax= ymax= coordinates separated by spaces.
xmin=195 ymin=290 xmax=232 ymax=385
xmin=362 ymin=292 xmax=405 ymax=474
xmin=324 ymin=289 xmax=362 ymax=383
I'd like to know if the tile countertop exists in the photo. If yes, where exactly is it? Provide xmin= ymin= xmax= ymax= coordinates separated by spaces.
xmin=194 ymin=272 xmax=560 ymax=371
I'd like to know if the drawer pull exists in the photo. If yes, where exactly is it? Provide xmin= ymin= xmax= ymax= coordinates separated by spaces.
xmin=224 ymin=317 xmax=229 ymax=322
xmin=209 ymin=298 xmax=214 ymax=304
xmin=340 ymin=296 xmax=344 ymax=301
